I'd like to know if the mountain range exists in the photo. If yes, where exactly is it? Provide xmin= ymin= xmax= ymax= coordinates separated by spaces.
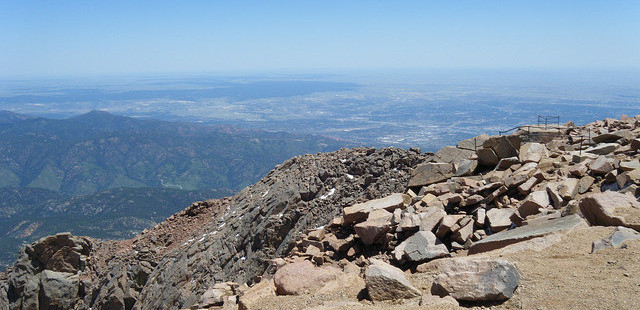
xmin=0 ymin=110 xmax=350 ymax=267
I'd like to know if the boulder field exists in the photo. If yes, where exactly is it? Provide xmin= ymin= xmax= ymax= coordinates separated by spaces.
xmin=3 ymin=115 xmax=640 ymax=309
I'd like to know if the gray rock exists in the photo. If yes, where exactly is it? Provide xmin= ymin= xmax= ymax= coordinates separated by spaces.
xmin=419 ymin=207 xmax=447 ymax=232
xmin=432 ymin=258 xmax=521 ymax=301
xmin=591 ymin=226 xmax=640 ymax=253
xmin=408 ymin=163 xmax=455 ymax=188
xmin=40 ymin=270 xmax=79 ymax=310
xmin=469 ymin=215 xmax=587 ymax=254
xmin=365 ymin=259 xmax=422 ymax=301
xmin=579 ymin=191 xmax=640 ymax=231
xmin=455 ymin=159 xmax=478 ymax=177
xmin=393 ymin=231 xmax=448 ymax=263
xmin=578 ymin=175 xmax=595 ymax=194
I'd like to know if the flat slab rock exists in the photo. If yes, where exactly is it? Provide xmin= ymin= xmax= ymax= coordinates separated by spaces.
xmin=431 ymin=258 xmax=521 ymax=301
xmin=469 ymin=214 xmax=587 ymax=254
xmin=579 ymin=191 xmax=640 ymax=231
xmin=343 ymin=193 xmax=410 ymax=224
xmin=365 ymin=259 xmax=422 ymax=301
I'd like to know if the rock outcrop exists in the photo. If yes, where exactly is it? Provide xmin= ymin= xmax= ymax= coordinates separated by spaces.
xmin=4 ymin=114 xmax=640 ymax=309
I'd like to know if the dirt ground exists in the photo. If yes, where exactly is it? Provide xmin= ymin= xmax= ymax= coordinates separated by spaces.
xmin=246 ymin=226 xmax=640 ymax=310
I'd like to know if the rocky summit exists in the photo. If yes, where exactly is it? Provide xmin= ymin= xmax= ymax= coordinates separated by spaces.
xmin=4 ymin=116 xmax=640 ymax=309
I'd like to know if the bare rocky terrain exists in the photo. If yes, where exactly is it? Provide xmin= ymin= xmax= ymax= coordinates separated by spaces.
xmin=3 ymin=115 xmax=640 ymax=310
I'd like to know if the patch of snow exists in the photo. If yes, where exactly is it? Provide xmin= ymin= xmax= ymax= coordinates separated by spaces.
xmin=262 ymin=190 xmax=269 ymax=197
xmin=341 ymin=159 xmax=347 ymax=163
xmin=346 ymin=174 xmax=354 ymax=180
xmin=218 ymin=223 xmax=226 ymax=229
xmin=319 ymin=188 xmax=336 ymax=200
xmin=240 ymin=256 xmax=246 ymax=261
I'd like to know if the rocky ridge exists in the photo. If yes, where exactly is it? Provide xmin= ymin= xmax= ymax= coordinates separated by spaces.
xmin=3 ymin=115 xmax=640 ymax=309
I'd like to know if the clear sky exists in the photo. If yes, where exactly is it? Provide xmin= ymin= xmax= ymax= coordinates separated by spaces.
xmin=1 ymin=1 xmax=638 ymax=77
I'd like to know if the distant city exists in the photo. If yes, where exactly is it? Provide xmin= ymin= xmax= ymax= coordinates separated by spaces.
xmin=2 ymin=69 xmax=639 ymax=152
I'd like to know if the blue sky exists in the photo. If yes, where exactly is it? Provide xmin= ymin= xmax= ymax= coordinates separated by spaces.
xmin=1 ymin=1 xmax=638 ymax=77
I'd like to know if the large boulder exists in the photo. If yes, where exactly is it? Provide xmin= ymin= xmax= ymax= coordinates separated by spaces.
xmin=392 ymin=231 xmax=449 ymax=263
xmin=431 ymin=258 xmax=521 ymax=301
xmin=365 ymin=259 xmax=422 ymax=301
xmin=579 ymin=192 xmax=640 ymax=231
xmin=408 ymin=163 xmax=455 ymax=187
xmin=483 ymin=136 xmax=520 ymax=159
xmin=273 ymin=261 xmax=343 ymax=295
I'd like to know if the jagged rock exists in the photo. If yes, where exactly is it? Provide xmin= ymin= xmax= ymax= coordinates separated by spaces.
xmin=273 ymin=261 xmax=342 ymax=295
xmin=431 ymin=258 xmax=521 ymax=301
xmin=460 ymin=194 xmax=484 ymax=207
xmin=343 ymin=193 xmax=410 ymax=224
xmin=456 ymin=159 xmax=478 ymax=176
xmin=408 ymin=163 xmax=455 ymax=187
xmin=496 ymin=157 xmax=520 ymax=170
xmin=579 ymin=192 xmax=640 ymax=230
xmin=519 ymin=142 xmax=549 ymax=163
xmin=477 ymin=148 xmax=499 ymax=166
xmin=546 ymin=183 xmax=564 ymax=209
xmin=557 ymin=178 xmax=579 ymax=200
xmin=486 ymin=208 xmax=515 ymax=233
xmin=239 ymin=279 xmax=276 ymax=310
xmin=469 ymin=215 xmax=587 ymax=254
xmin=485 ymin=185 xmax=508 ymax=202
xmin=585 ymin=143 xmax=619 ymax=155
xmin=453 ymin=219 xmax=474 ymax=244
xmin=419 ymin=207 xmax=447 ymax=232
xmin=366 ymin=209 xmax=392 ymax=222
xmin=354 ymin=219 xmax=391 ymax=245
xmin=392 ymin=231 xmax=448 ymax=262
xmin=365 ymin=259 xmax=422 ymax=301
xmin=517 ymin=177 xmax=539 ymax=195
xmin=517 ymin=190 xmax=549 ymax=218
xmin=578 ymin=175 xmax=595 ymax=194
xmin=484 ymin=136 xmax=520 ymax=159
xmin=503 ymin=173 xmax=528 ymax=188
xmin=589 ymin=156 xmax=614 ymax=175
xmin=434 ymin=146 xmax=474 ymax=164
xmin=435 ymin=215 xmax=466 ymax=238
xmin=591 ymin=226 xmax=640 ymax=253
xmin=308 ymin=229 xmax=325 ymax=241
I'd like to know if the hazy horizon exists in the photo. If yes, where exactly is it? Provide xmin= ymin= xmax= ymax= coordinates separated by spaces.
xmin=1 ymin=1 xmax=638 ymax=77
